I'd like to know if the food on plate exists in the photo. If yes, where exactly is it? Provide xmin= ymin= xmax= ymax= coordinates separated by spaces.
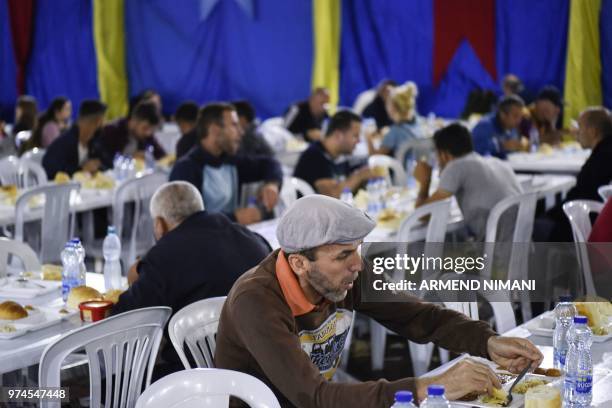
xmin=480 ymin=387 xmax=509 ymax=405
xmin=42 ymin=264 xmax=62 ymax=281
xmin=73 ymin=171 xmax=115 ymax=189
xmin=458 ymin=375 xmax=513 ymax=402
xmin=157 ymin=154 xmax=175 ymax=168
xmin=592 ymin=326 xmax=609 ymax=336
xmin=58 ymin=308 xmax=69 ymax=314
xmin=79 ymin=300 xmax=113 ymax=322
xmin=377 ymin=208 xmax=401 ymax=222
xmin=524 ymin=385 xmax=561 ymax=408
xmin=371 ymin=165 xmax=388 ymax=178
xmin=514 ymin=378 xmax=549 ymax=394
xmin=538 ymin=143 xmax=554 ymax=155
xmin=67 ymin=286 xmax=103 ymax=309
xmin=104 ymin=289 xmax=124 ymax=304
xmin=0 ymin=301 xmax=29 ymax=320
xmin=0 ymin=324 xmax=16 ymax=333
xmin=574 ymin=299 xmax=612 ymax=334
xmin=0 ymin=184 xmax=18 ymax=205
xmin=72 ymin=171 xmax=90 ymax=183
xmin=23 ymin=305 xmax=35 ymax=311
xmin=54 ymin=172 xmax=71 ymax=184
xmin=533 ymin=367 xmax=562 ymax=377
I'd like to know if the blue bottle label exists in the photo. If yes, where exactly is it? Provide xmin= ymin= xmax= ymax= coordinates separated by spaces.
xmin=554 ymin=349 xmax=567 ymax=367
xmin=575 ymin=375 xmax=592 ymax=394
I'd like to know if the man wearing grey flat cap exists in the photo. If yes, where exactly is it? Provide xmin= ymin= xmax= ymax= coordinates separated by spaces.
xmin=215 ymin=195 xmax=543 ymax=407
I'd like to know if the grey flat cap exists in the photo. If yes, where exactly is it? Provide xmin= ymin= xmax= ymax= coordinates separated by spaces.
xmin=277 ymin=195 xmax=376 ymax=253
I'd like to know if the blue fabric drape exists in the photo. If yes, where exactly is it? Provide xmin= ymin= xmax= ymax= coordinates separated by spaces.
xmin=0 ymin=0 xmax=17 ymax=122
xmin=340 ymin=0 xmax=570 ymax=118
xmin=601 ymin=0 xmax=612 ymax=108
xmin=25 ymin=0 xmax=98 ymax=116
xmin=124 ymin=0 xmax=313 ymax=118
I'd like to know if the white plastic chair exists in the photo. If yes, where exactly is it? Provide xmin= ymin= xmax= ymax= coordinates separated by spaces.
xmin=113 ymin=172 xmax=167 ymax=267
xmin=563 ymin=200 xmax=604 ymax=296
xmin=598 ymin=185 xmax=612 ymax=201
xmin=15 ymin=182 xmax=80 ymax=264
xmin=276 ymin=177 xmax=315 ymax=216
xmin=258 ymin=118 xmax=295 ymax=154
xmin=39 ymin=306 xmax=171 ymax=408
xmin=483 ymin=191 xmax=538 ymax=322
xmin=352 ymin=89 xmax=377 ymax=115
xmin=168 ymin=296 xmax=226 ymax=369
xmin=368 ymin=154 xmax=407 ymax=187
xmin=0 ymin=155 xmax=47 ymax=188
xmin=135 ymin=368 xmax=281 ymax=408
xmin=0 ymin=237 xmax=40 ymax=279
xmin=370 ymin=199 xmax=452 ymax=374
xmin=21 ymin=147 xmax=46 ymax=165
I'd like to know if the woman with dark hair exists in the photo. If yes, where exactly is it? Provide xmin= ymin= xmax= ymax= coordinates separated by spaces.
xmin=21 ymin=97 xmax=72 ymax=154
xmin=12 ymin=95 xmax=38 ymax=136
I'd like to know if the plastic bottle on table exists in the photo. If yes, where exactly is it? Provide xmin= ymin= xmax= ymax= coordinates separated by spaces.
xmin=113 ymin=154 xmax=123 ymax=181
xmin=340 ymin=187 xmax=354 ymax=206
xmin=70 ymin=237 xmax=87 ymax=286
xmin=390 ymin=391 xmax=416 ymax=408
xmin=103 ymin=226 xmax=123 ymax=291
xmin=145 ymin=145 xmax=156 ymax=170
xmin=420 ymin=385 xmax=451 ymax=407
xmin=553 ymin=295 xmax=577 ymax=371
xmin=366 ymin=179 xmax=381 ymax=217
xmin=529 ymin=127 xmax=540 ymax=153
xmin=61 ymin=241 xmax=80 ymax=302
xmin=565 ymin=315 xmax=593 ymax=407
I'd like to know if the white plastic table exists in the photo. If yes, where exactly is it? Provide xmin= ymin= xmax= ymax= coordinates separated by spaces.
xmin=0 ymin=273 xmax=123 ymax=375
xmin=507 ymin=149 xmax=589 ymax=174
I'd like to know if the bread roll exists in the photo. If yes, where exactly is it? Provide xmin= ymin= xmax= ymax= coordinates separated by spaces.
xmin=0 ymin=301 xmax=28 ymax=320
xmin=104 ymin=289 xmax=124 ymax=304
xmin=67 ymin=286 xmax=102 ymax=310
xmin=42 ymin=264 xmax=62 ymax=281
xmin=575 ymin=302 xmax=606 ymax=328
xmin=524 ymin=385 xmax=561 ymax=408
xmin=54 ymin=172 xmax=70 ymax=184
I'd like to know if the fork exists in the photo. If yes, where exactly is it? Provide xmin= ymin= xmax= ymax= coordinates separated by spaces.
xmin=502 ymin=365 xmax=531 ymax=407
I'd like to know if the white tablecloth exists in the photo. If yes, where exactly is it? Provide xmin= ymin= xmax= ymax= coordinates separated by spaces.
xmin=508 ymin=149 xmax=590 ymax=174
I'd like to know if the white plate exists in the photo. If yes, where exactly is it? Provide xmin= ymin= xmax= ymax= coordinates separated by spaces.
xmin=450 ymin=357 xmax=563 ymax=407
xmin=0 ymin=276 xmax=61 ymax=299
xmin=0 ymin=302 xmax=77 ymax=339
xmin=525 ymin=311 xmax=612 ymax=343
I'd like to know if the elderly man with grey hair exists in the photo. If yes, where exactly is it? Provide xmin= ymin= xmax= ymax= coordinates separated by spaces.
xmin=215 ymin=195 xmax=543 ymax=407
xmin=112 ymin=180 xmax=271 ymax=378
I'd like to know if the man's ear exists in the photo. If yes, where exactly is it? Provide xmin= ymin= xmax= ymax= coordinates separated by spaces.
xmin=287 ymin=253 xmax=310 ymax=278
xmin=153 ymin=216 xmax=169 ymax=240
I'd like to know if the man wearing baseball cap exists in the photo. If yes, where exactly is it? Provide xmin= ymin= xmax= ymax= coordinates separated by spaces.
xmin=215 ymin=195 xmax=543 ymax=407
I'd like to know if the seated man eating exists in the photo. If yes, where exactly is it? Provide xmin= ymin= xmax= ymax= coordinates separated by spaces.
xmin=215 ymin=195 xmax=543 ymax=407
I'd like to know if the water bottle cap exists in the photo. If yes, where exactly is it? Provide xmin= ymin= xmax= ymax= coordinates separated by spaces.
xmin=107 ymin=226 xmax=116 ymax=234
xmin=427 ymin=384 xmax=445 ymax=396
xmin=559 ymin=295 xmax=573 ymax=302
xmin=394 ymin=391 xmax=413 ymax=403
xmin=70 ymin=237 xmax=81 ymax=244
xmin=342 ymin=187 xmax=351 ymax=193
xmin=574 ymin=315 xmax=588 ymax=324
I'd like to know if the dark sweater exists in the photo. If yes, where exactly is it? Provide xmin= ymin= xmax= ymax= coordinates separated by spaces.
xmin=99 ymin=118 xmax=166 ymax=167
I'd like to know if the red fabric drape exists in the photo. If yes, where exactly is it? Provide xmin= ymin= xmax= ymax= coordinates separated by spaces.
xmin=7 ymin=0 xmax=35 ymax=95
xmin=433 ymin=0 xmax=496 ymax=85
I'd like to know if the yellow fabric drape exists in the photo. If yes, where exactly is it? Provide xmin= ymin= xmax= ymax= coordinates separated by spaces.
xmin=564 ymin=0 xmax=602 ymax=127
xmin=311 ymin=0 xmax=341 ymax=111
xmin=93 ymin=0 xmax=129 ymax=119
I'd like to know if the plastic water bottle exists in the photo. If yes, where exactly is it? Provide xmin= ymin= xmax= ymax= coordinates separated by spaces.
xmin=366 ymin=179 xmax=381 ymax=217
xmin=61 ymin=242 xmax=80 ymax=302
xmin=565 ymin=315 xmax=593 ymax=407
xmin=144 ymin=145 xmax=156 ymax=171
xmin=70 ymin=237 xmax=87 ymax=286
xmin=420 ymin=385 xmax=451 ymax=408
xmin=391 ymin=391 xmax=416 ymax=408
xmin=553 ymin=295 xmax=577 ymax=371
xmin=529 ymin=127 xmax=540 ymax=153
xmin=103 ymin=226 xmax=123 ymax=291
xmin=113 ymin=154 xmax=124 ymax=180
xmin=340 ymin=187 xmax=354 ymax=206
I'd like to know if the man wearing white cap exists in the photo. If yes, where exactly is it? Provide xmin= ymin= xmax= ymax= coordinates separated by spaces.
xmin=215 ymin=195 xmax=543 ymax=407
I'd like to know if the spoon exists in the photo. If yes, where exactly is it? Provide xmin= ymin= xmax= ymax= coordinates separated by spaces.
xmin=502 ymin=365 xmax=531 ymax=407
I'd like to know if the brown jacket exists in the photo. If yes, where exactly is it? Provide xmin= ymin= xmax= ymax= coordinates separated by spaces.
xmin=214 ymin=249 xmax=497 ymax=408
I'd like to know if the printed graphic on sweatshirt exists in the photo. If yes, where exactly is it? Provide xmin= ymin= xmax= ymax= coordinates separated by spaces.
xmin=298 ymin=309 xmax=353 ymax=380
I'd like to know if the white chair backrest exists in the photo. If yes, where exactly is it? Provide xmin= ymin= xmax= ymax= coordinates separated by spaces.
xmin=258 ymin=118 xmax=295 ymax=153
xmin=0 ymin=155 xmax=47 ymax=188
xmin=135 ymin=368 xmax=281 ymax=408
xmin=368 ymin=154 xmax=407 ymax=186
xmin=277 ymin=177 xmax=315 ymax=215
xmin=396 ymin=199 xmax=451 ymax=243
xmin=485 ymin=191 xmax=538 ymax=243
xmin=444 ymin=301 xmax=515 ymax=334
xmin=113 ymin=172 xmax=167 ymax=267
xmin=352 ymin=89 xmax=377 ymax=115
xmin=39 ymin=306 xmax=171 ymax=408
xmin=563 ymin=200 xmax=603 ymax=243
xmin=598 ymin=185 xmax=612 ymax=201
xmin=15 ymin=182 xmax=80 ymax=264
xmin=168 ymin=296 xmax=226 ymax=369
xmin=0 ymin=237 xmax=40 ymax=279
xmin=21 ymin=147 xmax=46 ymax=165
xmin=563 ymin=200 xmax=603 ymax=296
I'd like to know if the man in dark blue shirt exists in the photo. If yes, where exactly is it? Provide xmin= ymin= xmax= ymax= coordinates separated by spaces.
xmin=42 ymin=100 xmax=107 ymax=179
xmin=112 ymin=181 xmax=271 ymax=377
xmin=293 ymin=110 xmax=372 ymax=198
xmin=472 ymin=95 xmax=527 ymax=159
xmin=170 ymin=103 xmax=283 ymax=225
